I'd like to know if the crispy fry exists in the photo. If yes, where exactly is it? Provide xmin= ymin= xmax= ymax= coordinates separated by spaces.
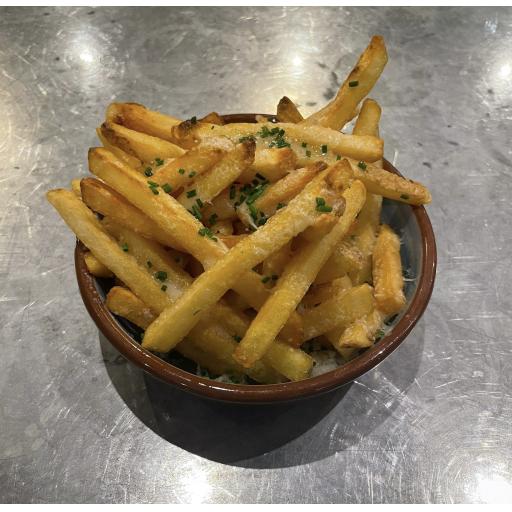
xmin=233 ymin=179 xmax=366 ymax=367
xmin=96 ymin=127 xmax=143 ymax=172
xmin=335 ymin=308 xmax=386 ymax=350
xmin=314 ymin=240 xmax=364 ymax=284
xmin=199 ymin=112 xmax=225 ymax=125
xmin=372 ymin=224 xmax=406 ymax=314
xmin=238 ymin=147 xmax=298 ymax=183
xmin=261 ymin=241 xmax=292 ymax=279
xmin=177 ymin=140 xmax=255 ymax=211
xmin=276 ymin=96 xmax=304 ymax=123
xmin=142 ymin=168 xmax=344 ymax=353
xmin=212 ymin=219 xmax=233 ymax=236
xmin=106 ymin=286 xmax=156 ymax=329
xmin=47 ymin=189 xmax=170 ymax=315
xmin=176 ymin=122 xmax=383 ymax=163
xmin=302 ymin=284 xmax=374 ymax=341
xmin=100 ymin=122 xmax=185 ymax=163
xmin=353 ymin=98 xmax=382 ymax=137
xmin=201 ymin=188 xmax=237 ymax=221
xmin=151 ymin=145 xmax=226 ymax=193
xmin=84 ymin=251 xmax=114 ymax=278
xmin=301 ymin=36 xmax=388 ymax=130
xmin=80 ymin=178 xmax=184 ymax=251
xmin=219 ymin=234 xmax=247 ymax=248
xmin=301 ymin=276 xmax=352 ymax=308
xmin=299 ymin=214 xmax=339 ymax=243
xmin=106 ymin=102 xmax=181 ymax=141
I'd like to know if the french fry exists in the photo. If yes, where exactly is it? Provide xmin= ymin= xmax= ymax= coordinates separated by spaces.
xmin=211 ymin=219 xmax=233 ymax=236
xmin=101 ymin=217 xmax=192 ymax=301
xmin=233 ymin=179 xmax=366 ymax=367
xmin=301 ymin=275 xmax=352 ymax=308
xmin=238 ymin=147 xmax=297 ymax=183
xmin=276 ymin=96 xmax=304 ymax=123
xmin=314 ymin=240 xmax=364 ymax=284
xmin=201 ymin=188 xmax=237 ymax=221
xmin=46 ymin=189 xmax=170 ymax=315
xmin=106 ymin=286 xmax=156 ymax=329
xmin=71 ymin=179 xmax=82 ymax=198
xmin=84 ymin=251 xmax=114 ymax=278
xmin=100 ymin=122 xmax=185 ymax=163
xmin=177 ymin=140 xmax=255 ymax=211
xmin=334 ymin=308 xmax=386 ymax=350
xmin=88 ymin=148 xmax=303 ymax=339
xmin=199 ymin=112 xmax=225 ymax=125
xmin=353 ymin=98 xmax=382 ymax=138
xmin=96 ymin=127 xmax=143 ymax=172
xmin=301 ymin=36 xmax=388 ymax=130
xmin=372 ymin=224 xmax=406 ymax=314
xmin=174 ymin=122 xmax=383 ymax=163
xmin=142 ymin=168 xmax=344 ymax=353
xmin=80 ymin=178 xmax=184 ymax=251
xmin=299 ymin=214 xmax=338 ymax=243
xmin=261 ymin=241 xmax=292 ymax=279
xmin=106 ymin=102 xmax=181 ymax=141
xmin=302 ymin=284 xmax=374 ymax=341
xmin=150 ymin=145 xmax=226 ymax=191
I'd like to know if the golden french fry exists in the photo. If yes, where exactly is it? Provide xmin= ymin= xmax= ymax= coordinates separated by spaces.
xmin=80 ymin=178 xmax=184 ymax=251
xmin=100 ymin=122 xmax=185 ymax=163
xmin=335 ymin=309 xmax=386 ymax=351
xmin=353 ymin=98 xmax=382 ymax=138
xmin=177 ymin=140 xmax=255 ymax=211
xmin=106 ymin=102 xmax=181 ymax=141
xmin=372 ymin=224 xmax=405 ymax=314
xmin=101 ymin=217 xmax=192 ymax=301
xmin=261 ymin=241 xmax=292 ymax=279
xmin=71 ymin=179 xmax=82 ymax=198
xmin=142 ymin=168 xmax=343 ymax=353
xmin=106 ymin=286 xmax=156 ymax=329
xmin=201 ymin=188 xmax=237 ymax=221
xmin=151 ymin=145 xmax=226 ymax=191
xmin=314 ymin=240 xmax=364 ymax=284
xmin=176 ymin=122 xmax=383 ymax=163
xmin=276 ymin=96 xmax=304 ymax=123
xmin=299 ymin=214 xmax=338 ymax=243
xmin=234 ymin=179 xmax=366 ymax=367
xmin=96 ymin=127 xmax=143 ymax=172
xmin=84 ymin=251 xmax=114 ymax=278
xmin=219 ymin=234 xmax=247 ymax=248
xmin=238 ymin=147 xmax=298 ymax=183
xmin=87 ymin=148 xmax=303 ymax=334
xmin=302 ymin=284 xmax=374 ymax=341
xmin=46 ymin=189 xmax=170 ymax=315
xmin=301 ymin=36 xmax=388 ymax=130
xmin=301 ymin=275 xmax=352 ymax=308
xmin=199 ymin=112 xmax=225 ymax=125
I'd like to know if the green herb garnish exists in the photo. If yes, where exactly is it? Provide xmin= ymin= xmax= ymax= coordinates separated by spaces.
xmin=154 ymin=271 xmax=167 ymax=282
xmin=321 ymin=144 xmax=328 ymax=155
xmin=144 ymin=167 xmax=153 ymax=177
xmin=349 ymin=80 xmax=359 ymax=87
xmin=276 ymin=202 xmax=286 ymax=210
xmin=208 ymin=213 xmax=218 ymax=226
xmin=196 ymin=198 xmax=204 ymax=208
xmin=301 ymin=142 xmax=307 ymax=148
xmin=178 ymin=168 xmax=186 ymax=175
xmin=146 ymin=260 xmax=152 ymax=268
xmin=306 ymin=150 xmax=311 ymax=158
xmin=357 ymin=161 xmax=367 ymax=170
xmin=229 ymin=184 xmax=236 ymax=200
xmin=162 ymin=183 xmax=172 ymax=194
xmin=261 ymin=276 xmax=271 ymax=284
xmin=188 ymin=171 xmax=196 ymax=178
xmin=161 ymin=285 xmax=167 ymax=292
xmin=121 ymin=243 xmax=128 ymax=252
xmin=155 ymin=157 xmax=164 ymax=166
xmin=233 ymin=335 xmax=242 ymax=342
xmin=186 ymin=189 xmax=197 ymax=198
xmin=400 ymin=194 xmax=409 ymax=200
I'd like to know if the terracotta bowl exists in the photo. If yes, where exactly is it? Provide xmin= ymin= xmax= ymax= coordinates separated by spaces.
xmin=75 ymin=113 xmax=436 ymax=403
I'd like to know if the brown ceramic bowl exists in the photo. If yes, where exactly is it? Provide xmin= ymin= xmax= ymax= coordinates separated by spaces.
xmin=75 ymin=113 xmax=436 ymax=404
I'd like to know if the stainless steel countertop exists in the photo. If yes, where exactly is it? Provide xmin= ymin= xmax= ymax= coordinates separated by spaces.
xmin=1 ymin=6 xmax=511 ymax=504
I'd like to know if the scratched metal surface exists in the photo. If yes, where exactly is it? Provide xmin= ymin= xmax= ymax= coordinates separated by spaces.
xmin=1 ymin=6 xmax=511 ymax=504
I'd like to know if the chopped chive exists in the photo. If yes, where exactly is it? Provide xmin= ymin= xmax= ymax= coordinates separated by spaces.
xmin=321 ymin=144 xmax=328 ymax=155
xmin=375 ymin=329 xmax=385 ymax=341
xmin=155 ymin=157 xmax=164 ymax=166
xmin=186 ymin=189 xmax=197 ymax=198
xmin=385 ymin=314 xmax=398 ymax=326
xmin=276 ymin=202 xmax=286 ymax=210
xmin=196 ymin=198 xmax=204 ymax=208
xmin=178 ymin=168 xmax=186 ymax=175
xmin=239 ymin=135 xmax=256 ymax=142
xmin=306 ymin=150 xmax=311 ymax=158
xmin=357 ymin=161 xmax=367 ymax=170
xmin=248 ymin=203 xmax=258 ymax=222
xmin=154 ymin=271 xmax=167 ymax=282
xmin=147 ymin=180 xmax=159 ymax=187
xmin=161 ymin=285 xmax=167 ymax=292
xmin=229 ymin=184 xmax=236 ymax=200
xmin=208 ymin=213 xmax=218 ymax=226
xmin=146 ymin=260 xmax=152 ymax=268
xmin=190 ymin=116 xmax=197 ymax=124
xmin=301 ymin=142 xmax=307 ymax=148
xmin=162 ymin=183 xmax=172 ymax=194
xmin=150 ymin=187 xmax=159 ymax=195
xmin=349 ymin=80 xmax=359 ymax=87
xmin=198 ymin=227 xmax=217 ymax=241
xmin=233 ymin=335 xmax=242 ymax=342
xmin=261 ymin=276 xmax=271 ymax=284
xmin=121 ymin=243 xmax=128 ymax=252
xmin=400 ymin=194 xmax=410 ymax=200
xmin=316 ymin=205 xmax=333 ymax=213
xmin=271 ymin=274 xmax=278 ymax=280
xmin=255 ymin=172 xmax=266 ymax=181
xmin=316 ymin=197 xmax=326 ymax=207
xmin=252 ymin=178 xmax=259 ymax=186
xmin=336 ymin=155 xmax=341 ymax=161
xmin=144 ymin=167 xmax=153 ymax=177
xmin=237 ymin=193 xmax=247 ymax=205
xmin=257 ymin=216 xmax=267 ymax=226
xmin=190 ymin=204 xmax=202 ymax=220
xmin=188 ymin=171 xmax=196 ymax=178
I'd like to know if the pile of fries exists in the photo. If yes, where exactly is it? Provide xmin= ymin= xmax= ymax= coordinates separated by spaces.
xmin=47 ymin=36 xmax=431 ymax=384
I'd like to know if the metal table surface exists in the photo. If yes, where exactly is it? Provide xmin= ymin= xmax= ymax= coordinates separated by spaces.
xmin=1 ymin=6 xmax=511 ymax=504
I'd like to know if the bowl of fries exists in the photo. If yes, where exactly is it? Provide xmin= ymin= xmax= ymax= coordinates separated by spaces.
xmin=48 ymin=36 xmax=436 ymax=403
